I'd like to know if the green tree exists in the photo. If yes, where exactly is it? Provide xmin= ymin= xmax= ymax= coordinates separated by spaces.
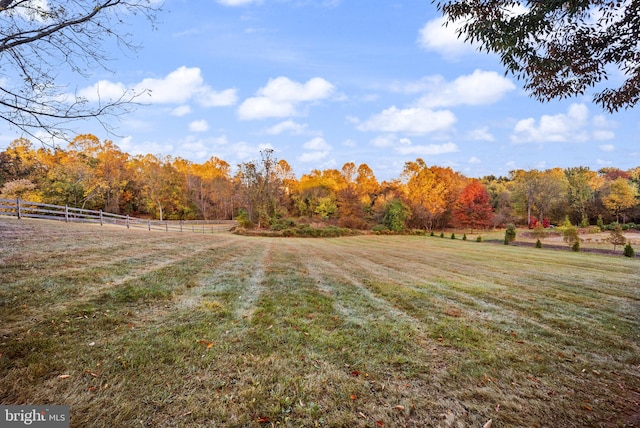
xmin=382 ymin=199 xmax=411 ymax=232
xmin=435 ymin=0 xmax=640 ymax=112
xmin=608 ymin=224 xmax=627 ymax=252
xmin=504 ymin=224 xmax=516 ymax=245
xmin=510 ymin=169 xmax=567 ymax=225
xmin=560 ymin=216 xmax=580 ymax=250
xmin=565 ymin=167 xmax=598 ymax=225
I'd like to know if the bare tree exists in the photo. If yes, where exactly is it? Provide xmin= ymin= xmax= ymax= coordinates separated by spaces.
xmin=0 ymin=0 xmax=160 ymax=142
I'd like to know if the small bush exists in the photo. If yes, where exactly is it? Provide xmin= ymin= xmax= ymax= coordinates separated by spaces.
xmin=476 ymin=235 xmax=482 ymax=242
xmin=234 ymin=209 xmax=254 ymax=229
xmin=597 ymin=215 xmax=604 ymax=230
xmin=270 ymin=217 xmax=297 ymax=231
xmin=623 ymin=242 xmax=635 ymax=258
xmin=430 ymin=230 xmax=435 ymax=237
xmin=580 ymin=216 xmax=589 ymax=228
xmin=504 ymin=224 xmax=516 ymax=244
xmin=571 ymin=241 xmax=580 ymax=252
xmin=451 ymin=233 xmax=456 ymax=239
xmin=462 ymin=234 xmax=467 ymax=241
xmin=372 ymin=224 xmax=389 ymax=233
xmin=440 ymin=232 xmax=445 ymax=238
xmin=535 ymin=239 xmax=542 ymax=248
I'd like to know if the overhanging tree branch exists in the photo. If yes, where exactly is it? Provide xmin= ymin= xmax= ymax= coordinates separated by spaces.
xmin=435 ymin=0 xmax=640 ymax=112
xmin=0 ymin=0 xmax=160 ymax=144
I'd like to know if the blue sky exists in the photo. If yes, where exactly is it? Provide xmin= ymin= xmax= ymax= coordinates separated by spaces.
xmin=4 ymin=0 xmax=640 ymax=181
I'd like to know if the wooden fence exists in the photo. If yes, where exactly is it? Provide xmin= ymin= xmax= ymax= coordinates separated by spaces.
xmin=0 ymin=198 xmax=237 ymax=234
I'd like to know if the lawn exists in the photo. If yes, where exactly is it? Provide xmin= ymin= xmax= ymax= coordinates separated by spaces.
xmin=1 ymin=217 xmax=639 ymax=427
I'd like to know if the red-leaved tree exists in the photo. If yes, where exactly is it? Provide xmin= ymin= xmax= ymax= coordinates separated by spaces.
xmin=453 ymin=180 xmax=494 ymax=230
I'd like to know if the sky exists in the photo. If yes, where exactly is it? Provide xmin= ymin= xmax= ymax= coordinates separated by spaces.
xmin=3 ymin=0 xmax=640 ymax=181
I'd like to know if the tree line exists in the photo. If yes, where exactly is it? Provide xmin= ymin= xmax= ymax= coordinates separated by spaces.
xmin=1 ymin=135 xmax=639 ymax=231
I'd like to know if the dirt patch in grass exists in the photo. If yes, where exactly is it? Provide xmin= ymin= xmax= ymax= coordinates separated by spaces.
xmin=1 ymin=218 xmax=639 ymax=427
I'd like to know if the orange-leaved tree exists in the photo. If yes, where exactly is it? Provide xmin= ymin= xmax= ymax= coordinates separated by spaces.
xmin=452 ymin=179 xmax=494 ymax=231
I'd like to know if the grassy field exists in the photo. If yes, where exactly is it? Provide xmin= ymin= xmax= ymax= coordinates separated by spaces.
xmin=0 ymin=217 xmax=639 ymax=427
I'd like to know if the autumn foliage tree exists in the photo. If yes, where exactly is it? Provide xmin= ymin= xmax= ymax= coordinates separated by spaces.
xmin=452 ymin=179 xmax=494 ymax=230
xmin=2 ymin=136 xmax=640 ymax=230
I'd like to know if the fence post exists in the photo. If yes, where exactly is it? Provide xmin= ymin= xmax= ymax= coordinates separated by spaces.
xmin=16 ymin=198 xmax=21 ymax=219
xmin=180 ymin=220 xmax=183 ymax=232
xmin=126 ymin=215 xmax=130 ymax=229
xmin=65 ymin=205 xmax=69 ymax=223
xmin=100 ymin=209 xmax=103 ymax=226
xmin=148 ymin=219 xmax=151 ymax=231
xmin=165 ymin=221 xmax=168 ymax=232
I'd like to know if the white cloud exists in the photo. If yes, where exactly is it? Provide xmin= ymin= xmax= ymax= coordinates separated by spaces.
xmin=265 ymin=120 xmax=308 ymax=135
xmin=238 ymin=97 xmax=295 ymax=120
xmin=303 ymin=137 xmax=331 ymax=151
xmin=418 ymin=70 xmax=516 ymax=108
xmin=468 ymin=156 xmax=481 ymax=164
xmin=357 ymin=106 xmax=456 ymax=135
xmin=467 ymin=127 xmax=495 ymax=142
xmin=417 ymin=5 xmax=528 ymax=60
xmin=370 ymin=135 xmax=398 ymax=148
xmin=368 ymin=135 xmax=458 ymax=157
xmin=238 ymin=76 xmax=335 ymax=120
xmin=171 ymin=105 xmax=192 ymax=117
xmin=299 ymin=137 xmax=332 ymax=163
xmin=511 ymin=104 xmax=591 ymax=143
xmin=260 ymin=76 xmax=334 ymax=102
xmin=599 ymin=144 xmax=615 ymax=152
xmin=189 ymin=120 xmax=209 ymax=132
xmin=78 ymin=66 xmax=237 ymax=107
xmin=417 ymin=17 xmax=476 ymax=59
xmin=395 ymin=142 xmax=459 ymax=156
xmin=77 ymin=80 xmax=128 ymax=102
xmin=198 ymin=88 xmax=239 ymax=107
xmin=298 ymin=151 xmax=330 ymax=163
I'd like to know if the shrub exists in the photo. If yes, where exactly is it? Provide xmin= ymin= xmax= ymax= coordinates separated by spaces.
xmin=270 ymin=217 xmax=297 ymax=231
xmin=580 ymin=216 xmax=589 ymax=228
xmin=597 ymin=215 xmax=604 ymax=230
xmin=234 ymin=209 xmax=254 ymax=229
xmin=531 ymin=222 xmax=547 ymax=241
xmin=535 ymin=239 xmax=542 ymax=248
xmin=430 ymin=230 xmax=435 ymax=237
xmin=623 ymin=242 xmax=635 ymax=257
xmin=476 ymin=235 xmax=482 ymax=242
xmin=504 ymin=224 xmax=516 ymax=244
xmin=571 ymin=241 xmax=580 ymax=252
xmin=560 ymin=216 xmax=579 ymax=249
xmin=372 ymin=224 xmax=389 ymax=234
xmin=462 ymin=233 xmax=467 ymax=241
xmin=451 ymin=233 xmax=456 ymax=239
xmin=609 ymin=224 xmax=626 ymax=252
xmin=440 ymin=232 xmax=445 ymax=238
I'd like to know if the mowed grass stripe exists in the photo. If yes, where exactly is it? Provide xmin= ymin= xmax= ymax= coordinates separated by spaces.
xmin=1 ymin=219 xmax=639 ymax=427
xmin=285 ymin=236 xmax=640 ymax=425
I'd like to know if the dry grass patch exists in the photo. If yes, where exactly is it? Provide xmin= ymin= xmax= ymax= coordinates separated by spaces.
xmin=1 ymin=218 xmax=639 ymax=427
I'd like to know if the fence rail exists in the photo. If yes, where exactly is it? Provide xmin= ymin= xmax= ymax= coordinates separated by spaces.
xmin=0 ymin=198 xmax=237 ymax=234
